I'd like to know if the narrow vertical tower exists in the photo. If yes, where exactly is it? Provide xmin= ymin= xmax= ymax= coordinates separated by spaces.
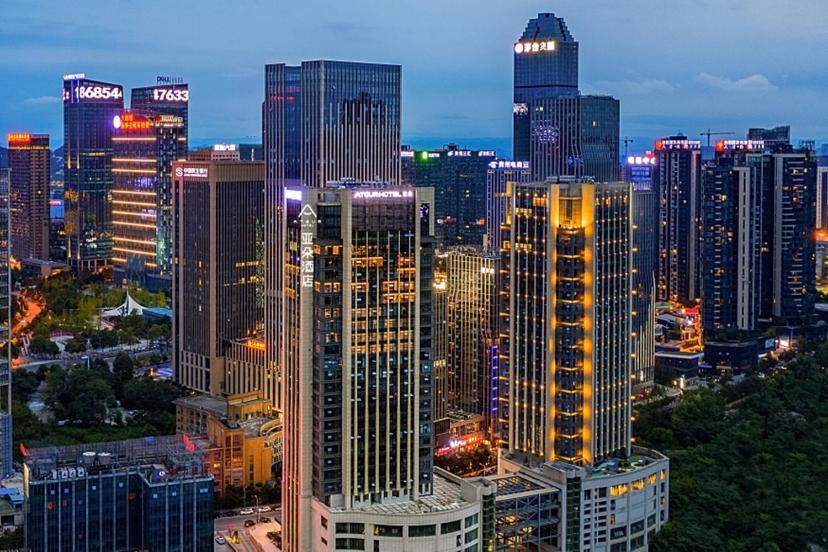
xmin=502 ymin=177 xmax=632 ymax=465
xmin=0 ymin=168 xmax=11 ymax=477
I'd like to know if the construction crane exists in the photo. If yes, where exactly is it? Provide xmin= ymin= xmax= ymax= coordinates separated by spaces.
xmin=700 ymin=129 xmax=734 ymax=147
xmin=623 ymin=136 xmax=634 ymax=158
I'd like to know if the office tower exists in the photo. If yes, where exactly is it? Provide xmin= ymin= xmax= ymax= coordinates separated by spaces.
xmin=281 ymin=184 xmax=493 ymax=552
xmin=501 ymin=177 xmax=632 ymax=463
xmin=654 ymin=136 xmax=703 ymax=305
xmin=24 ymin=436 xmax=214 ymax=551
xmin=63 ymin=74 xmax=124 ymax=271
xmin=7 ymin=133 xmax=50 ymax=260
xmin=130 ymin=79 xmax=189 ymax=148
xmin=112 ymin=112 xmax=186 ymax=287
xmin=263 ymin=60 xmax=402 ymax=422
xmin=172 ymin=160 xmax=264 ymax=395
xmin=513 ymin=14 xmax=620 ymax=182
xmin=444 ymin=248 xmax=499 ymax=434
xmin=499 ymin=177 xmax=670 ymax=551
xmin=239 ymin=143 xmax=263 ymax=161
xmin=626 ymin=152 xmax=658 ymax=389
xmin=0 ymin=169 xmax=10 ymax=478
xmin=818 ymin=167 xmax=828 ymax=228
xmin=486 ymin=160 xmax=531 ymax=253
xmin=747 ymin=125 xmax=790 ymax=148
xmin=513 ymin=13 xmax=578 ymax=162
xmin=580 ymin=95 xmax=621 ymax=181
xmin=400 ymin=144 xmax=496 ymax=246
xmin=433 ymin=255 xmax=449 ymax=421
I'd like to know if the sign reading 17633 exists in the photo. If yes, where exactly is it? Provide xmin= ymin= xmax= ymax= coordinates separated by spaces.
xmin=300 ymin=204 xmax=316 ymax=288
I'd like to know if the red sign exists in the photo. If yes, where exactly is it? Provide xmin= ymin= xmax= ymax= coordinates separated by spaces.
xmin=7 ymin=133 xmax=31 ymax=145
xmin=114 ymin=113 xmax=152 ymax=132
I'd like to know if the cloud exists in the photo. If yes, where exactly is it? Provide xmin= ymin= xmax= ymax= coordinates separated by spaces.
xmin=597 ymin=78 xmax=675 ymax=95
xmin=23 ymin=96 xmax=61 ymax=105
xmin=696 ymin=72 xmax=777 ymax=92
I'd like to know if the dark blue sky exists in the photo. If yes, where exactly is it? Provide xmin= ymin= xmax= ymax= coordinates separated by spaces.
xmin=1 ymin=0 xmax=826 ymax=153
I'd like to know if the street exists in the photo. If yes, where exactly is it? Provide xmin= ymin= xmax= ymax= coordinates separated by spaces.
xmin=214 ymin=510 xmax=281 ymax=552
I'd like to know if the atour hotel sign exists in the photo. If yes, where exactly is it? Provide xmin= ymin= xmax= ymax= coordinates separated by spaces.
xmin=300 ymin=204 xmax=317 ymax=288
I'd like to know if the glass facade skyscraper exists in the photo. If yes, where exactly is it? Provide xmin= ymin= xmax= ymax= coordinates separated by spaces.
xmin=130 ymin=81 xmax=189 ymax=148
xmin=63 ymin=75 xmax=124 ymax=271
xmin=513 ymin=14 xmax=619 ymax=182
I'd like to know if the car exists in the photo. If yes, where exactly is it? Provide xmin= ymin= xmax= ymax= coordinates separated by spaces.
xmin=258 ymin=517 xmax=271 ymax=524
xmin=215 ymin=535 xmax=226 ymax=545
xmin=258 ymin=506 xmax=272 ymax=513
xmin=244 ymin=519 xmax=256 ymax=528
xmin=239 ymin=508 xmax=254 ymax=515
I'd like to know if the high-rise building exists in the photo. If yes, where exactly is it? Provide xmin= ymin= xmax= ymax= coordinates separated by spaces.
xmin=654 ymin=136 xmax=703 ymax=305
xmin=23 ymin=436 xmax=214 ymax=551
xmin=263 ymin=60 xmax=402 ymax=421
xmin=433 ymin=255 xmax=449 ymax=421
xmin=281 ymin=184 xmax=494 ymax=552
xmin=172 ymin=160 xmax=264 ymax=396
xmin=0 ymin=168 xmax=10 ymax=478
xmin=702 ymin=140 xmax=817 ymax=333
xmin=63 ymin=74 xmax=124 ymax=271
xmin=112 ymin=112 xmax=186 ymax=287
xmin=7 ymin=133 xmax=50 ymax=261
xmin=818 ymin=166 xmax=828 ymax=228
xmin=400 ymin=144 xmax=496 ymax=246
xmin=513 ymin=14 xmax=620 ymax=182
xmin=501 ymin=177 xmax=632 ymax=463
xmin=626 ymin=152 xmax=658 ymax=389
xmin=498 ymin=177 xmax=670 ymax=551
xmin=130 ymin=79 xmax=189 ymax=148
xmin=444 ymin=248 xmax=499 ymax=434
xmin=486 ymin=160 xmax=531 ymax=254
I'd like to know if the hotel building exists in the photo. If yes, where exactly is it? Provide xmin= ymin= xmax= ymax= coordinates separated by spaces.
xmin=7 ymin=133 xmax=50 ymax=261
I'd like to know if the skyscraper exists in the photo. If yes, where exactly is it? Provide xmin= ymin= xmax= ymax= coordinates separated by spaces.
xmin=0 ymin=168 xmax=10 ymax=478
xmin=747 ymin=125 xmax=790 ymax=148
xmin=130 ymin=79 xmax=189 ymax=148
xmin=818 ymin=166 xmax=828 ymax=228
xmin=263 ymin=60 xmax=402 ymax=421
xmin=654 ymin=136 xmax=703 ymax=305
xmin=486 ymin=160 xmax=531 ymax=254
xmin=400 ymin=144 xmax=496 ymax=246
xmin=172 ymin=160 xmax=264 ymax=395
xmin=626 ymin=152 xmax=658 ymax=389
xmin=498 ymin=177 xmax=670 ymax=551
xmin=63 ymin=74 xmax=124 ymax=271
xmin=501 ymin=177 xmax=632 ymax=463
xmin=112 ymin=112 xmax=186 ymax=287
xmin=7 ymin=133 xmax=50 ymax=261
xmin=513 ymin=14 xmax=620 ymax=182
xmin=700 ymin=139 xmax=817 ymax=368
xmin=445 ymin=247 xmax=499 ymax=434
xmin=281 ymin=184 xmax=493 ymax=552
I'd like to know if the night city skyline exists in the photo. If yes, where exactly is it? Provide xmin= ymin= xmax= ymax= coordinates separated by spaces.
xmin=2 ymin=0 xmax=827 ymax=152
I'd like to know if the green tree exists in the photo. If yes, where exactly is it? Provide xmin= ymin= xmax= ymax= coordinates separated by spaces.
xmin=64 ymin=335 xmax=88 ymax=354
xmin=113 ymin=352 xmax=135 ymax=398
xmin=29 ymin=334 xmax=59 ymax=356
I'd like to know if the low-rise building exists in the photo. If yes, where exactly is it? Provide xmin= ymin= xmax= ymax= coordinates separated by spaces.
xmin=23 ymin=435 xmax=214 ymax=551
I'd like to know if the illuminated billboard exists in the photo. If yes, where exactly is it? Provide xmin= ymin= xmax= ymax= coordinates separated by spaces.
xmin=63 ymin=79 xmax=124 ymax=104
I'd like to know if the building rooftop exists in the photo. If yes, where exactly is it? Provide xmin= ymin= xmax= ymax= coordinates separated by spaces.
xmin=24 ymin=435 xmax=207 ymax=482
xmin=328 ymin=473 xmax=484 ymax=517
xmin=174 ymin=393 xmax=228 ymax=419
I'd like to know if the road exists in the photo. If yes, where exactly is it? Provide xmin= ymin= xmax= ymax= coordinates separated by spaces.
xmin=214 ymin=511 xmax=280 ymax=552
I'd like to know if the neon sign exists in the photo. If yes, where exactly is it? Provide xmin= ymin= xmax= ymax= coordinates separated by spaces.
xmin=7 ymin=133 xmax=31 ymax=144
xmin=175 ymin=166 xmax=209 ymax=179
xmin=488 ymin=160 xmax=529 ymax=170
xmin=716 ymin=139 xmax=765 ymax=152
xmin=514 ymin=40 xmax=556 ymax=54
xmin=655 ymin=139 xmax=701 ymax=151
xmin=212 ymin=143 xmax=236 ymax=152
xmin=300 ymin=204 xmax=317 ymax=288
xmin=78 ymin=85 xmax=123 ymax=100
xmin=478 ymin=151 xmax=496 ymax=157
xmin=400 ymin=150 xmax=415 ymax=158
xmin=352 ymin=190 xmax=414 ymax=200
xmin=447 ymin=150 xmax=471 ymax=157
xmin=152 ymin=88 xmax=189 ymax=102
xmin=114 ymin=113 xmax=152 ymax=132
xmin=63 ymin=73 xmax=86 ymax=81
xmin=627 ymin=153 xmax=656 ymax=166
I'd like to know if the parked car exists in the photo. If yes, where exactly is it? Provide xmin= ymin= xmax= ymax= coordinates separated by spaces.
xmin=239 ymin=508 xmax=254 ymax=515
xmin=259 ymin=517 xmax=271 ymax=524
xmin=258 ymin=506 xmax=272 ymax=513
xmin=244 ymin=519 xmax=256 ymax=528
xmin=215 ymin=535 xmax=226 ymax=545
